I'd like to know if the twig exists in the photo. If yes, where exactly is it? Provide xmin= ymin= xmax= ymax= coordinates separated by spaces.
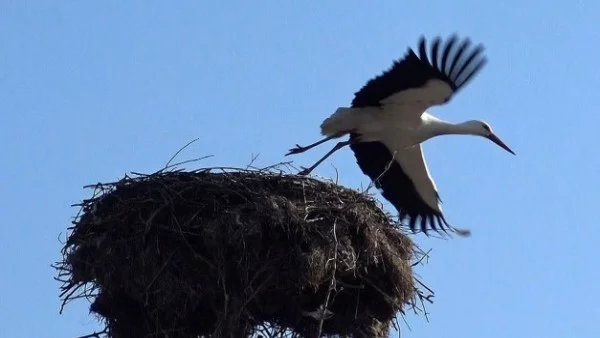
xmin=75 ymin=328 xmax=108 ymax=338
xmin=411 ymin=248 xmax=432 ymax=267
xmin=164 ymin=138 xmax=200 ymax=168
xmin=415 ymin=277 xmax=435 ymax=297
xmin=163 ymin=156 xmax=213 ymax=171
xmin=314 ymin=220 xmax=339 ymax=338
xmin=245 ymin=153 xmax=261 ymax=170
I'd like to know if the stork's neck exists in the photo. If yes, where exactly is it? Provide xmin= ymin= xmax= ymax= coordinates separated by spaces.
xmin=424 ymin=118 xmax=481 ymax=137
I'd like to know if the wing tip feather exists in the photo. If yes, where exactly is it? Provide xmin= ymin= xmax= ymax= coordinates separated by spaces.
xmin=405 ymin=213 xmax=472 ymax=238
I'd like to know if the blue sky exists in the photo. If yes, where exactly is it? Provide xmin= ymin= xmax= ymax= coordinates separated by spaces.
xmin=1 ymin=1 xmax=598 ymax=337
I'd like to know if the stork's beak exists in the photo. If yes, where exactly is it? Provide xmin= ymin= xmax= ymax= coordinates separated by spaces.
xmin=487 ymin=132 xmax=515 ymax=155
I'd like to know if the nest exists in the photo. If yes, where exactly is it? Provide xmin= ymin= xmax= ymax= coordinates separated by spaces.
xmin=56 ymin=165 xmax=432 ymax=338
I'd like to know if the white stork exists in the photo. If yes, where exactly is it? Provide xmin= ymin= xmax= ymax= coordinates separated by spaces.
xmin=286 ymin=34 xmax=515 ymax=236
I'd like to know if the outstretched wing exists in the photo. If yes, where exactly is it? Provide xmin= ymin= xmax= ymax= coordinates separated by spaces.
xmin=350 ymin=135 xmax=451 ymax=234
xmin=351 ymin=34 xmax=488 ymax=113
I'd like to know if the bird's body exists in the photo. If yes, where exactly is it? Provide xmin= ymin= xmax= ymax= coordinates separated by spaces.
xmin=286 ymin=34 xmax=515 ymax=236
xmin=322 ymin=107 xmax=461 ymax=147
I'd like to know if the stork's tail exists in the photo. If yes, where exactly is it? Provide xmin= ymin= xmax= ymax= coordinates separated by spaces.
xmin=320 ymin=107 xmax=373 ymax=137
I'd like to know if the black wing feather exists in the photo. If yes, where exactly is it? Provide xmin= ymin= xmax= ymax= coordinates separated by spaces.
xmin=439 ymin=35 xmax=458 ymax=76
xmin=452 ymin=44 xmax=487 ymax=87
xmin=447 ymin=39 xmax=471 ymax=79
xmin=430 ymin=38 xmax=441 ymax=69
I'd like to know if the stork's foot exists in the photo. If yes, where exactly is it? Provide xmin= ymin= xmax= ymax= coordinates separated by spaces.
xmin=285 ymin=144 xmax=309 ymax=156
xmin=297 ymin=166 xmax=312 ymax=176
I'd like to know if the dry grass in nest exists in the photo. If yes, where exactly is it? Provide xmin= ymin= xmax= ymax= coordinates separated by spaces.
xmin=55 ymin=163 xmax=434 ymax=338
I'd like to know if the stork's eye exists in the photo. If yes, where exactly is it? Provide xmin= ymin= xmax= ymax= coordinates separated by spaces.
xmin=482 ymin=124 xmax=490 ymax=132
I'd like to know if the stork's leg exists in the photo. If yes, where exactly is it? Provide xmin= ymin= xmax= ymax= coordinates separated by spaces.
xmin=297 ymin=140 xmax=351 ymax=175
xmin=285 ymin=135 xmax=341 ymax=156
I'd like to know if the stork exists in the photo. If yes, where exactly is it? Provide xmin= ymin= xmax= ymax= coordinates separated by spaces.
xmin=285 ymin=34 xmax=515 ymax=236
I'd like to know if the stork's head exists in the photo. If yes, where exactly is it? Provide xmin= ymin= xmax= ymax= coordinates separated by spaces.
xmin=464 ymin=120 xmax=515 ymax=155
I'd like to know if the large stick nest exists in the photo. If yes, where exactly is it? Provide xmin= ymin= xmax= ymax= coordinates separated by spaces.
xmin=56 ymin=165 xmax=433 ymax=338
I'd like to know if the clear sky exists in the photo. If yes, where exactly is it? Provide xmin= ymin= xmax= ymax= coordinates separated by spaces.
xmin=1 ymin=1 xmax=598 ymax=337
